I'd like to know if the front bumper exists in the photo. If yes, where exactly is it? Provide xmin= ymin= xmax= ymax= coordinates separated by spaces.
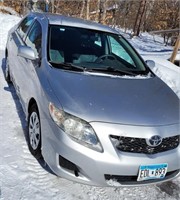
xmin=41 ymin=118 xmax=180 ymax=187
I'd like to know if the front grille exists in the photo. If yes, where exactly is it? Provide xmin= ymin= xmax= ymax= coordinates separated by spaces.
xmin=110 ymin=135 xmax=179 ymax=154
xmin=105 ymin=170 xmax=180 ymax=185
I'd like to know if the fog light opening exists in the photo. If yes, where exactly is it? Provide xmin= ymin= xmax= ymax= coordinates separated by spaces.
xmin=74 ymin=170 xmax=79 ymax=177
xmin=59 ymin=155 xmax=80 ymax=177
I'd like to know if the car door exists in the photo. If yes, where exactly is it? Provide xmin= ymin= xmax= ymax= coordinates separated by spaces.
xmin=8 ymin=15 xmax=34 ymax=98
xmin=17 ymin=20 xmax=42 ymax=112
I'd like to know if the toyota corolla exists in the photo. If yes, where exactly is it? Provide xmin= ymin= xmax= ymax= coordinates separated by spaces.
xmin=5 ymin=12 xmax=180 ymax=186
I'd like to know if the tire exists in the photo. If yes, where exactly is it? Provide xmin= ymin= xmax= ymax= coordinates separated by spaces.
xmin=5 ymin=56 xmax=11 ymax=83
xmin=28 ymin=104 xmax=42 ymax=159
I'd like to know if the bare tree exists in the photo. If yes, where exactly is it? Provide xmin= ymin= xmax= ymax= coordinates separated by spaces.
xmin=123 ymin=1 xmax=132 ymax=32
xmin=80 ymin=0 xmax=85 ymax=18
xmin=86 ymin=0 xmax=90 ymax=20
xmin=98 ymin=0 xmax=108 ymax=24
xmin=133 ymin=0 xmax=147 ymax=36
xmin=95 ymin=0 xmax=100 ymax=22
xmin=51 ymin=0 xmax=54 ymax=13
xmin=101 ymin=0 xmax=108 ymax=24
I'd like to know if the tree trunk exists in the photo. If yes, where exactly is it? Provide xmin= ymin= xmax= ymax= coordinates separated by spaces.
xmin=99 ymin=0 xmax=108 ymax=24
xmin=101 ymin=0 xmax=108 ymax=24
xmin=123 ymin=1 xmax=131 ymax=32
xmin=95 ymin=0 xmax=100 ymax=22
xmin=142 ymin=0 xmax=155 ymax=32
xmin=80 ymin=0 xmax=85 ymax=18
xmin=86 ymin=0 xmax=90 ymax=20
xmin=133 ymin=0 xmax=147 ymax=36
xmin=51 ymin=0 xmax=54 ymax=13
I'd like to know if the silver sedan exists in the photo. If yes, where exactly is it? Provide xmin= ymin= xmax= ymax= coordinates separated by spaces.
xmin=5 ymin=12 xmax=180 ymax=187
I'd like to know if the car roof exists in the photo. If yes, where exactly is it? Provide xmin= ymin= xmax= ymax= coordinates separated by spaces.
xmin=32 ymin=12 xmax=119 ymax=34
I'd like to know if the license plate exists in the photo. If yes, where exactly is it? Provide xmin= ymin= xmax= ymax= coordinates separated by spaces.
xmin=137 ymin=163 xmax=168 ymax=181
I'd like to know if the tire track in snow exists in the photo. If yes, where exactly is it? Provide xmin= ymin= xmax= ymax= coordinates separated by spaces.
xmin=80 ymin=185 xmax=111 ymax=200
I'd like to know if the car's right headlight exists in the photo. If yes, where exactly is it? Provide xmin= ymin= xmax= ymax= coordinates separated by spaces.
xmin=49 ymin=102 xmax=103 ymax=152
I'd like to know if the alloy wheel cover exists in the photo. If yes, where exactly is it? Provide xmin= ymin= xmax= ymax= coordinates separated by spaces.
xmin=29 ymin=112 xmax=40 ymax=150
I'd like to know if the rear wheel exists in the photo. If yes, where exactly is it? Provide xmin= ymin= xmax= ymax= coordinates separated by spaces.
xmin=5 ymin=56 xmax=11 ymax=83
xmin=28 ymin=104 xmax=42 ymax=159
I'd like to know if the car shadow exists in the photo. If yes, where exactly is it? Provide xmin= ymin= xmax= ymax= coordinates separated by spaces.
xmin=1 ymin=57 xmax=56 ymax=176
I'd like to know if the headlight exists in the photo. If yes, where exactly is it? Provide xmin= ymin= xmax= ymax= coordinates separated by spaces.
xmin=49 ymin=103 xmax=103 ymax=152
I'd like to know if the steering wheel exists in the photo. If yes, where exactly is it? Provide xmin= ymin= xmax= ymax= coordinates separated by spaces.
xmin=95 ymin=54 xmax=117 ymax=63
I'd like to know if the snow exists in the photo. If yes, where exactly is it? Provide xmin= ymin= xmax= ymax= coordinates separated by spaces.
xmin=84 ymin=71 xmax=152 ymax=79
xmin=116 ymin=28 xmax=177 ymax=60
xmin=143 ymin=56 xmax=180 ymax=98
xmin=0 ymin=13 xmax=20 ymax=50
xmin=106 ymin=179 xmax=121 ymax=187
xmin=0 ymin=13 xmax=180 ymax=200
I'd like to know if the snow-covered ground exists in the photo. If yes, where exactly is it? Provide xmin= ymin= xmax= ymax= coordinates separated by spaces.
xmin=0 ymin=13 xmax=180 ymax=200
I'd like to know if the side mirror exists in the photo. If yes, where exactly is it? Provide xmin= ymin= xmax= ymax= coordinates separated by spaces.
xmin=18 ymin=46 xmax=36 ymax=60
xmin=145 ymin=60 xmax=155 ymax=69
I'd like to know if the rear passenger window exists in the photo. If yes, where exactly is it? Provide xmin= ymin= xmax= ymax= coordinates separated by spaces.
xmin=17 ymin=16 xmax=34 ymax=39
xmin=25 ymin=20 xmax=42 ymax=58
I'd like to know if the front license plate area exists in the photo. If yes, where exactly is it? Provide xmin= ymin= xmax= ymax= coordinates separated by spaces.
xmin=137 ymin=163 xmax=168 ymax=181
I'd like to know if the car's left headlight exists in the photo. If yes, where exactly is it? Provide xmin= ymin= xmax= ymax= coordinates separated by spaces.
xmin=49 ymin=102 xmax=103 ymax=152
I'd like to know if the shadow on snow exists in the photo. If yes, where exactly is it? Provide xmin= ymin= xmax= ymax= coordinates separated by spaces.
xmin=1 ymin=57 xmax=56 ymax=176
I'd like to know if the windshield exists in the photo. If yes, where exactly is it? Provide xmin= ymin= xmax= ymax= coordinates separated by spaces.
xmin=48 ymin=25 xmax=149 ymax=75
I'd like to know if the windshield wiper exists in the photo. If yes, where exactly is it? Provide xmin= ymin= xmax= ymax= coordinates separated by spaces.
xmin=86 ymin=66 xmax=138 ymax=76
xmin=49 ymin=61 xmax=85 ymax=72
xmin=49 ymin=62 xmax=147 ymax=76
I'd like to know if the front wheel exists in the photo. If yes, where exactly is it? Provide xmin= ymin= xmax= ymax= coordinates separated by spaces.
xmin=28 ymin=104 xmax=42 ymax=159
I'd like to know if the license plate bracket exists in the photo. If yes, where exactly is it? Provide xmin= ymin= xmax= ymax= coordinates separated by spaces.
xmin=137 ymin=163 xmax=168 ymax=181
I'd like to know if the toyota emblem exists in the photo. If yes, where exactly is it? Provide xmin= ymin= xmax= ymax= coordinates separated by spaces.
xmin=146 ymin=135 xmax=162 ymax=147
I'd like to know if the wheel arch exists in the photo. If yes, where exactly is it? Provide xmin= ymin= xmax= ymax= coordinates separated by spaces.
xmin=28 ymin=98 xmax=39 ymax=115
xmin=27 ymin=98 xmax=42 ymax=159
xmin=5 ymin=48 xmax=8 ymax=58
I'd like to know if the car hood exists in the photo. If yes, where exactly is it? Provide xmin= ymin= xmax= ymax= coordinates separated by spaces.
xmin=47 ymin=68 xmax=179 ymax=126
